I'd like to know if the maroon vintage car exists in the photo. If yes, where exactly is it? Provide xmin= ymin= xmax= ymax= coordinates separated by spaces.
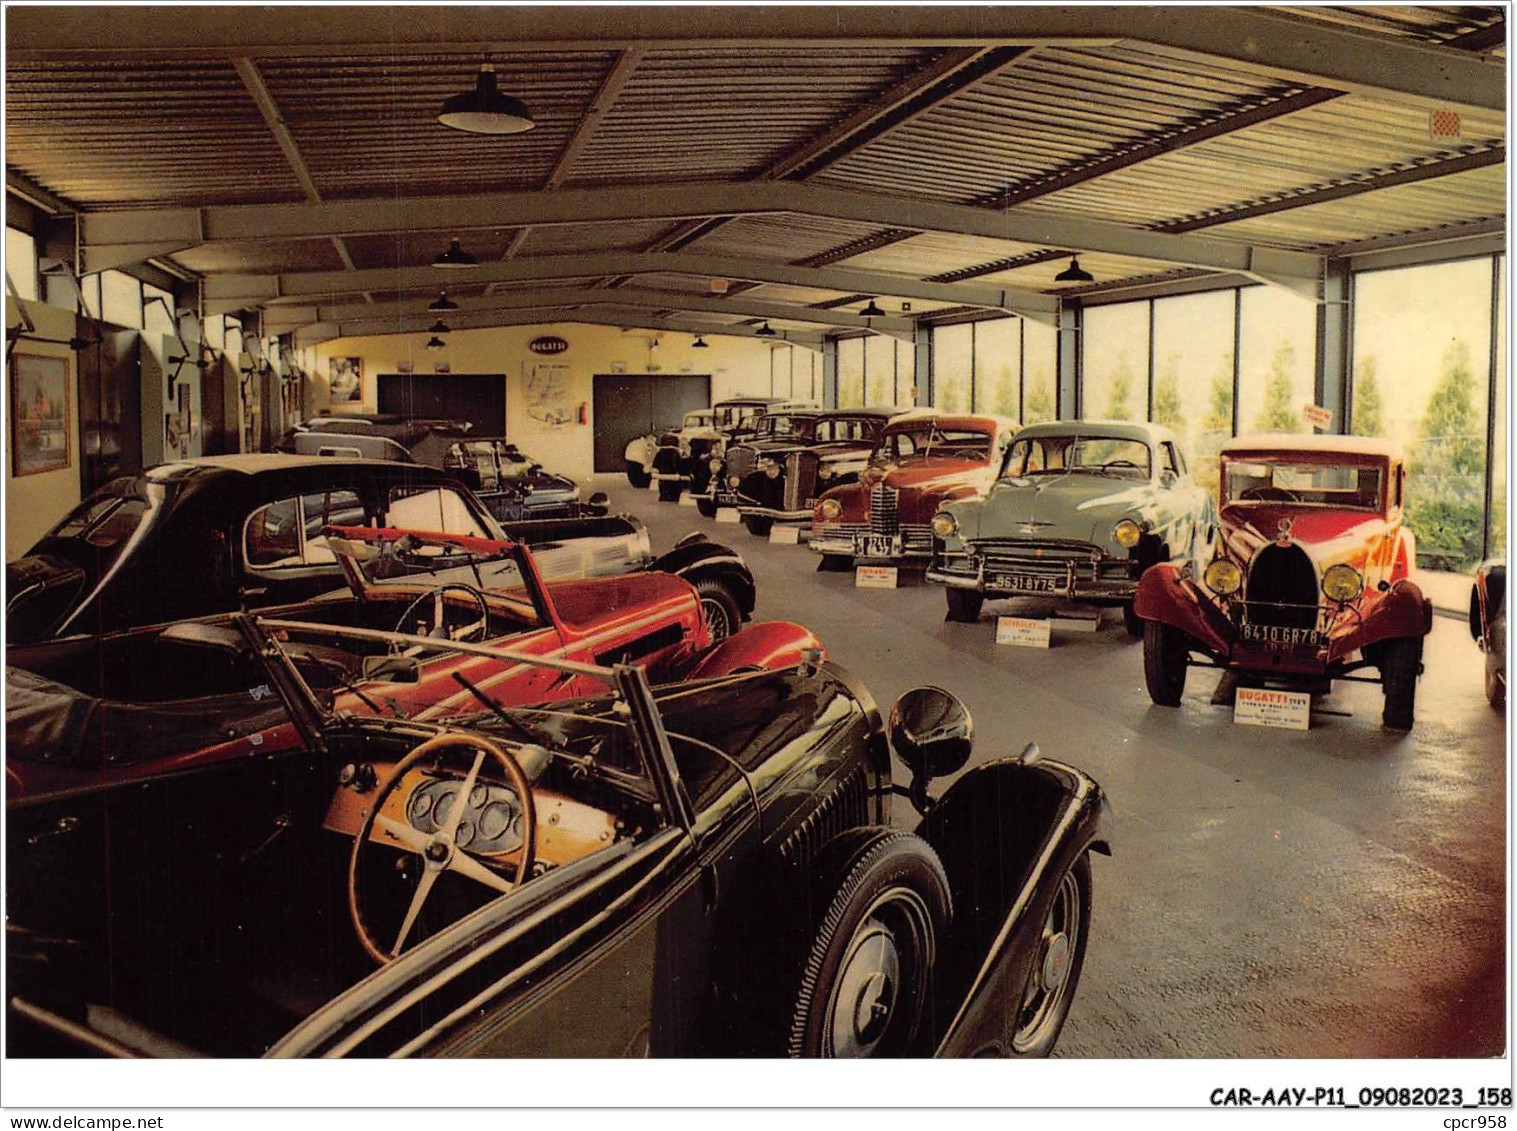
xmin=808 ymin=414 xmax=1020 ymax=569
xmin=6 ymin=528 xmax=823 ymax=802
xmin=1133 ymin=434 xmax=1432 ymax=729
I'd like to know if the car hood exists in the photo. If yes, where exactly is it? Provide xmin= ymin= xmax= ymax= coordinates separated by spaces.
xmin=952 ymin=474 xmax=1161 ymax=546
xmin=875 ymin=456 xmax=994 ymax=494
xmin=1219 ymin=503 xmax=1390 ymax=570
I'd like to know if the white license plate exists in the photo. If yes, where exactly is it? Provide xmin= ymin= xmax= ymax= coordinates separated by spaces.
xmin=995 ymin=573 xmax=1063 ymax=594
xmin=1239 ymin=623 xmax=1325 ymax=648
xmin=855 ymin=534 xmax=898 ymax=558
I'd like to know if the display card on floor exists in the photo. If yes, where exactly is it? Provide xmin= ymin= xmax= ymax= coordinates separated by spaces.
xmin=855 ymin=565 xmax=898 ymax=588
xmin=1234 ymin=687 xmax=1311 ymax=730
xmin=996 ymin=616 xmax=1052 ymax=648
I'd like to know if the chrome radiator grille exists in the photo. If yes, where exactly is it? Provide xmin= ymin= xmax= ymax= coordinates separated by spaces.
xmin=785 ymin=451 xmax=819 ymax=511
xmin=869 ymin=484 xmax=900 ymax=534
xmin=725 ymin=445 xmax=757 ymax=483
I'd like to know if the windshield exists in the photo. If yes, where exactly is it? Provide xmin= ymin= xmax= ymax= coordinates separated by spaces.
xmin=873 ymin=425 xmax=992 ymax=465
xmin=1005 ymin=435 xmax=1152 ymax=481
xmin=714 ymin=404 xmax=766 ymax=429
xmin=683 ymin=411 xmax=713 ymax=429
xmin=35 ymin=488 xmax=156 ymax=576
xmin=756 ymin=414 xmax=815 ymax=441
xmin=816 ymin=417 xmax=880 ymax=443
xmin=1223 ymin=459 xmax=1385 ymax=511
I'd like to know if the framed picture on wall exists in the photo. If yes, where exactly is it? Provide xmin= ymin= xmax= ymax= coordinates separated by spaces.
xmin=10 ymin=350 xmax=70 ymax=477
xmin=329 ymin=356 xmax=362 ymax=402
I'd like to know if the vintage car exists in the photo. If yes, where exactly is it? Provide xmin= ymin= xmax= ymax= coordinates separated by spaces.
xmin=7 ymin=606 xmax=1109 ymax=1058
xmin=1469 ymin=559 xmax=1505 ymax=708
xmin=5 ymin=526 xmax=816 ymax=804
xmin=624 ymin=410 xmax=712 ymax=489
xmin=704 ymin=407 xmax=899 ymax=534
xmin=651 ymin=398 xmax=819 ymax=503
xmin=1133 ymin=434 xmax=1432 ymax=730
xmin=276 ymin=412 xmax=474 ymax=454
xmin=5 ymin=455 xmax=756 ymax=645
xmin=809 ymin=415 xmax=1020 ymax=570
xmin=927 ymin=421 xmax=1216 ymax=634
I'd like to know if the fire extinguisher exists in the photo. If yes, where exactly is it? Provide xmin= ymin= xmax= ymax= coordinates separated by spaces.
xmin=578 ymin=402 xmax=588 ymax=425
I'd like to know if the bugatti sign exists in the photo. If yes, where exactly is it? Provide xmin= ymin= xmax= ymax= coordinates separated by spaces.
xmin=528 ymin=335 xmax=569 ymax=355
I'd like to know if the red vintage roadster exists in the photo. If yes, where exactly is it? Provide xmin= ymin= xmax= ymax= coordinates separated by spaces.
xmin=1133 ymin=434 xmax=1432 ymax=729
xmin=6 ymin=528 xmax=822 ymax=802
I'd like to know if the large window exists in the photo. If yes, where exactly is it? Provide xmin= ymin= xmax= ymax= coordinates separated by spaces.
xmin=1152 ymin=290 xmax=1236 ymax=492
xmin=1082 ymin=303 xmax=1148 ymax=421
xmin=143 ymin=284 xmax=176 ymax=336
xmin=973 ymin=317 xmax=1021 ymax=417
xmin=1022 ymin=319 xmax=1058 ymax=423
xmin=933 ymin=323 xmax=972 ymax=412
xmin=1237 ymin=286 xmax=1316 ymax=437
xmin=772 ymin=346 xmax=794 ymax=399
xmin=836 ymin=337 xmax=864 ymax=408
xmin=863 ymin=333 xmax=895 ymax=406
xmin=100 ymin=270 xmax=143 ymax=329
xmin=5 ymin=227 xmax=37 ymax=301
xmin=1353 ymin=257 xmax=1493 ymax=572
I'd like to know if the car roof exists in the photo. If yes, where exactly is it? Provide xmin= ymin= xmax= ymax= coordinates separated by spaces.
xmin=714 ymin=396 xmax=784 ymax=407
xmin=143 ymin=453 xmax=455 ymax=482
xmin=884 ymin=412 xmax=1017 ymax=435
xmin=1223 ymin=433 xmax=1404 ymax=461
xmin=1015 ymin=419 xmax=1179 ymax=446
xmin=822 ymin=406 xmax=905 ymax=419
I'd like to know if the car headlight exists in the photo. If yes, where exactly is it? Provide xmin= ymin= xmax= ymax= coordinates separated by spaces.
xmin=1204 ymin=558 xmax=1242 ymax=596
xmin=761 ymin=460 xmax=780 ymax=479
xmin=1322 ymin=563 xmax=1363 ymax=602
xmin=931 ymin=512 xmax=958 ymax=539
xmin=819 ymin=465 xmax=836 ymax=480
xmin=709 ymin=458 xmax=723 ymax=473
xmin=1113 ymin=519 xmax=1143 ymax=548
xmin=820 ymin=498 xmax=842 ymax=521
xmin=727 ymin=475 xmax=742 ymax=489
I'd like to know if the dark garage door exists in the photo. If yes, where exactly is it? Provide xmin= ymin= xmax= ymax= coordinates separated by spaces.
xmin=377 ymin=373 xmax=506 ymax=433
xmin=592 ymin=374 xmax=710 ymax=472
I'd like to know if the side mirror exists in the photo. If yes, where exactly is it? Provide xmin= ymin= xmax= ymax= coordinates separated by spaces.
xmin=588 ymin=491 xmax=609 ymax=507
xmin=1159 ymin=468 xmax=1178 ymax=487
xmin=889 ymin=686 xmax=973 ymax=792
xmin=362 ymin=654 xmax=421 ymax=683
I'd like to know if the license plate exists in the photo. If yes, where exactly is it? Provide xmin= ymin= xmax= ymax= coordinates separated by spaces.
xmin=1239 ymin=623 xmax=1326 ymax=648
xmin=995 ymin=573 xmax=1063 ymax=595
xmin=856 ymin=534 xmax=898 ymax=559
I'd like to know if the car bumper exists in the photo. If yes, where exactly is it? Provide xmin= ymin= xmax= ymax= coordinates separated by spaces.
xmin=927 ymin=560 xmax=1138 ymax=602
xmin=809 ymin=526 xmax=934 ymax=562
xmin=739 ymin=505 xmax=811 ymax=522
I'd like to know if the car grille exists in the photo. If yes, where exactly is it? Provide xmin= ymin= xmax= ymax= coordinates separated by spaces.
xmin=974 ymin=538 xmax=1131 ymax=581
xmin=725 ymin=445 xmax=757 ymax=484
xmin=1244 ymin=543 xmax=1320 ymax=630
xmin=785 ymin=451 xmax=819 ymax=511
xmin=870 ymin=484 xmax=900 ymax=534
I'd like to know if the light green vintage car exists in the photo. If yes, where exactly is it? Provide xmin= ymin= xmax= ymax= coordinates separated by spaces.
xmin=926 ymin=420 xmax=1216 ymax=635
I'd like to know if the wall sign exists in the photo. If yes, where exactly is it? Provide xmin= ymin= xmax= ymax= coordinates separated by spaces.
xmin=1301 ymin=403 xmax=1333 ymax=430
xmin=528 ymin=335 xmax=569 ymax=356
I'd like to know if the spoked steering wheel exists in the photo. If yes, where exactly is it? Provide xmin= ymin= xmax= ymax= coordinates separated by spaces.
xmin=391 ymin=583 xmax=491 ymax=644
xmin=1239 ymin=485 xmax=1300 ymax=502
xmin=1100 ymin=459 xmax=1142 ymax=473
xmin=347 ymin=733 xmax=538 ymax=964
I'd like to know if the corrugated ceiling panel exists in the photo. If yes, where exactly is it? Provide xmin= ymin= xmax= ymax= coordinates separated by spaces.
xmin=567 ymin=46 xmax=940 ymax=184
xmin=172 ymin=237 xmax=347 ymax=274
xmin=1270 ymin=6 xmax=1506 ymax=44
xmin=335 ymin=231 xmax=519 ymax=271
xmin=689 ymin=214 xmax=886 ymax=262
xmin=6 ymin=60 xmax=303 ymax=207
xmin=259 ymin=52 xmax=613 ymax=200
xmin=515 ymin=220 xmax=674 ymax=255
xmin=971 ymin=250 xmax=1187 ymax=289
xmin=842 ymin=232 xmax=1045 ymax=275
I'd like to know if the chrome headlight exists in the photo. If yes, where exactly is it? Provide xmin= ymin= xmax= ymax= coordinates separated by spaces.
xmin=1204 ymin=558 xmax=1242 ymax=596
xmin=931 ymin=512 xmax=958 ymax=539
xmin=727 ymin=475 xmax=742 ymax=489
xmin=819 ymin=465 xmax=837 ymax=480
xmin=1322 ymin=563 xmax=1364 ymax=602
xmin=820 ymin=498 xmax=842 ymax=521
xmin=708 ymin=457 xmax=723 ymax=473
xmin=1113 ymin=519 xmax=1143 ymax=548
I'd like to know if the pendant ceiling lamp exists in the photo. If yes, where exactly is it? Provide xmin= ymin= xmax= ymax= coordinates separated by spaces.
xmin=428 ymin=319 xmax=451 ymax=334
xmin=692 ymin=335 xmax=709 ymax=348
xmin=438 ymin=64 xmax=536 ymax=135
xmin=433 ymin=238 xmax=478 ymax=269
xmin=425 ymin=335 xmax=446 ymax=351
xmin=428 ymin=291 xmax=459 ymax=311
xmin=754 ymin=322 xmax=777 ymax=337
xmin=1054 ymin=256 xmax=1094 ymax=283
xmin=859 ymin=298 xmax=885 ymax=318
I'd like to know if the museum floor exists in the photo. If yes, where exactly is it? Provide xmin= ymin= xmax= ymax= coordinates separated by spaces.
xmin=593 ymin=473 xmax=1508 ymax=1059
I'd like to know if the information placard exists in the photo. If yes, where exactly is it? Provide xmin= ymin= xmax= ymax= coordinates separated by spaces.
xmin=1301 ymin=403 xmax=1333 ymax=430
xmin=1234 ymin=687 xmax=1311 ymax=731
xmin=995 ymin=616 xmax=1052 ymax=648
xmin=769 ymin=525 xmax=801 ymax=545
xmin=714 ymin=508 xmax=740 ymax=524
xmin=855 ymin=565 xmax=898 ymax=589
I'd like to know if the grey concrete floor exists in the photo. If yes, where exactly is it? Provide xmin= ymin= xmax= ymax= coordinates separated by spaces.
xmin=598 ymin=474 xmax=1508 ymax=1059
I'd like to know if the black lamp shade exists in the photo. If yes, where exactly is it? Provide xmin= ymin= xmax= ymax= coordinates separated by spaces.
xmin=433 ymin=239 xmax=478 ymax=269
xmin=428 ymin=291 xmax=459 ymax=311
xmin=692 ymin=335 xmax=709 ymax=348
xmin=859 ymin=299 xmax=886 ymax=318
xmin=425 ymin=335 xmax=446 ymax=351
xmin=754 ymin=322 xmax=776 ymax=337
xmin=438 ymin=67 xmax=535 ymax=135
xmin=1055 ymin=256 xmax=1094 ymax=283
xmin=428 ymin=319 xmax=451 ymax=334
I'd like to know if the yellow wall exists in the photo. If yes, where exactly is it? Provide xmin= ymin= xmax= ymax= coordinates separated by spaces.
xmin=308 ymin=322 xmax=820 ymax=481
xmin=6 ymin=297 xmax=84 ymax=559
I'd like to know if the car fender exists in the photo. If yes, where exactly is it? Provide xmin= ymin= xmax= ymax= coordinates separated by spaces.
xmin=1133 ymin=564 xmax=1233 ymax=657
xmin=648 ymin=539 xmax=756 ymax=617
xmin=624 ymin=434 xmax=654 ymax=465
xmin=1353 ymin=578 xmax=1434 ymax=648
xmin=683 ymin=620 xmax=823 ymax=679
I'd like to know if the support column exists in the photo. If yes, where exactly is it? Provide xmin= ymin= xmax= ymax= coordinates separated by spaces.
xmin=914 ymin=322 xmax=932 ymax=407
xmin=1316 ymin=259 xmax=1350 ymax=433
xmin=821 ymin=336 xmax=838 ymax=409
xmin=1057 ymin=298 xmax=1081 ymax=419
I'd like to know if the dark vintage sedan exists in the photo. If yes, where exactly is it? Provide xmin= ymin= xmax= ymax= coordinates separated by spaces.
xmin=7 ymin=614 xmax=1108 ymax=1058
xmin=5 ymin=455 xmax=755 ymax=645
xmin=1469 ymin=559 xmax=1505 ymax=708
xmin=704 ymin=407 xmax=899 ymax=535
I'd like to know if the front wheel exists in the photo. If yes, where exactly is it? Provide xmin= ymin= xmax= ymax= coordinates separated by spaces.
xmin=657 ymin=480 xmax=681 ymax=503
xmin=788 ymin=829 xmax=951 ymax=1058
xmin=625 ymin=460 xmax=651 ymax=489
xmin=1010 ymin=853 xmax=1091 ymax=1057
xmin=692 ymin=576 xmax=742 ymax=642
xmin=1121 ymin=602 xmax=1144 ymax=638
xmin=945 ymin=587 xmax=984 ymax=623
xmin=742 ymin=514 xmax=774 ymax=538
xmin=696 ymin=497 xmax=718 ymax=519
xmin=1380 ymin=635 xmax=1422 ymax=730
xmin=1142 ymin=620 xmax=1189 ymax=706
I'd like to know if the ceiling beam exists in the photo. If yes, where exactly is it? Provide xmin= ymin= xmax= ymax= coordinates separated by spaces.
xmin=203 ymin=250 xmax=1058 ymax=321
xmin=79 ymin=180 xmax=1324 ymax=285
xmin=6 ymin=169 xmax=77 ymax=216
xmin=8 ymin=7 xmax=1502 ymax=111
xmin=261 ymin=285 xmax=919 ymax=339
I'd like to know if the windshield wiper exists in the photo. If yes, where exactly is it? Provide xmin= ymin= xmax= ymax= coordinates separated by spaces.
xmin=450 ymin=671 xmax=557 ymax=747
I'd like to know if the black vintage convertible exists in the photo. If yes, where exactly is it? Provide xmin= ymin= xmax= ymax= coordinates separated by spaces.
xmin=7 ymin=617 xmax=1109 ymax=1058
